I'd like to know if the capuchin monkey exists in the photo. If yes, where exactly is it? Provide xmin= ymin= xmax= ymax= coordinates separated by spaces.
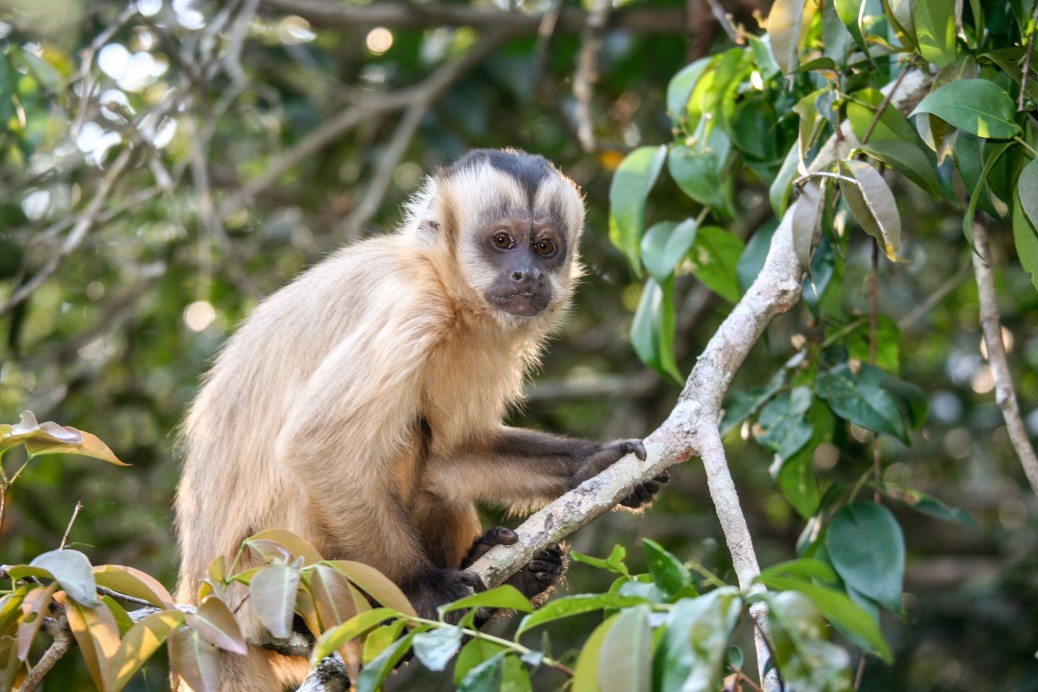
xmin=174 ymin=149 xmax=666 ymax=690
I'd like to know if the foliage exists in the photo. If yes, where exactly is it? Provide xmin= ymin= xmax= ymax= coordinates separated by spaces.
xmin=2 ymin=0 xmax=1038 ymax=689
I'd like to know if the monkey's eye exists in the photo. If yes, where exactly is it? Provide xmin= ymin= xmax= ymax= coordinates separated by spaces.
xmin=491 ymin=232 xmax=516 ymax=250
xmin=532 ymin=238 xmax=557 ymax=257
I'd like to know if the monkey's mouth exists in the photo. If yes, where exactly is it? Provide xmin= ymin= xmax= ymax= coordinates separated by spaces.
xmin=487 ymin=290 xmax=550 ymax=317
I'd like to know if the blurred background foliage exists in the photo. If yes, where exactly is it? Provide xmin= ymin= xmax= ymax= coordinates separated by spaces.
xmin=0 ymin=0 xmax=1036 ymax=689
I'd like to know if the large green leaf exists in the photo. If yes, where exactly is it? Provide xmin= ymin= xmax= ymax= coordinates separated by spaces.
xmin=825 ymin=503 xmax=905 ymax=614
xmin=911 ymin=79 xmax=1021 ymax=139
xmin=757 ymin=387 xmax=814 ymax=462
xmin=642 ymin=539 xmax=693 ymax=598
xmin=249 ymin=562 xmax=301 ymax=639
xmin=515 ymin=593 xmax=649 ymax=637
xmin=26 ymin=549 xmax=99 ymax=606
xmin=1019 ymin=157 xmax=1038 ymax=232
xmin=914 ymin=0 xmax=958 ymax=68
xmin=666 ymin=58 xmax=711 ymax=125
xmin=838 ymin=160 xmax=901 ymax=261
xmin=609 ymin=146 xmax=667 ymax=275
xmin=599 ymin=605 xmax=652 ymax=692
xmin=687 ymin=225 xmax=745 ymax=303
xmin=641 ymin=219 xmax=697 ymax=284
xmin=667 ymin=130 xmax=732 ymax=212
xmin=815 ymin=363 xmax=908 ymax=442
xmin=412 ymin=626 xmax=464 ymax=672
xmin=1013 ymin=188 xmax=1038 ymax=293
xmin=858 ymin=140 xmax=941 ymax=198
xmin=652 ymin=587 xmax=742 ymax=691
xmin=630 ymin=277 xmax=682 ymax=382
xmin=768 ymin=0 xmax=808 ymax=74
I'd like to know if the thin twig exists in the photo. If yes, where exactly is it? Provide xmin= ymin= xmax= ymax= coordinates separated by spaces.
xmin=573 ymin=0 xmax=610 ymax=153
xmin=1019 ymin=0 xmax=1038 ymax=111
xmin=0 ymin=147 xmax=134 ymax=319
xmin=703 ymin=0 xmax=742 ymax=44
xmin=18 ymin=617 xmax=73 ymax=692
xmin=896 ymin=261 xmax=973 ymax=330
xmin=217 ymin=31 xmax=508 ymax=219
xmin=970 ymin=221 xmax=1038 ymax=494
xmin=59 ymin=502 xmax=83 ymax=550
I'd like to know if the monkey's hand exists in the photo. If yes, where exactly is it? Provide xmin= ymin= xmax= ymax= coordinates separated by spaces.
xmin=569 ymin=439 xmax=667 ymax=508
xmin=463 ymin=527 xmax=566 ymax=603
xmin=405 ymin=567 xmax=483 ymax=623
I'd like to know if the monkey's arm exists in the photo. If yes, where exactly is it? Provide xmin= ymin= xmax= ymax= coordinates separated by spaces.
xmin=427 ymin=427 xmax=664 ymax=510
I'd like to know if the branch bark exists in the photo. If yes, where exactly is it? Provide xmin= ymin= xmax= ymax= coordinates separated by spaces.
xmin=971 ymin=220 xmax=1038 ymax=494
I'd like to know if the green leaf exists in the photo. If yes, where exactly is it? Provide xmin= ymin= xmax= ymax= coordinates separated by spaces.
xmin=642 ymin=539 xmax=692 ymax=598
xmin=1019 ymin=158 xmax=1038 ymax=231
xmin=858 ymin=140 xmax=941 ymax=198
xmin=881 ymin=484 xmax=976 ymax=525
xmin=641 ymin=219 xmax=698 ymax=284
xmin=815 ymin=363 xmax=908 ymax=442
xmin=667 ymin=131 xmax=731 ymax=212
xmin=757 ymin=387 xmax=814 ymax=461
xmin=1013 ymin=187 xmax=1038 ymax=293
xmin=764 ymin=591 xmax=854 ymax=690
xmin=310 ymin=608 xmax=400 ymax=665
xmin=184 ymin=595 xmax=247 ymax=655
xmin=792 ymin=181 xmax=826 ymax=273
xmin=454 ymin=637 xmax=506 ymax=684
xmin=770 ymin=144 xmax=801 ymax=216
xmin=653 ymin=587 xmax=742 ymax=692
xmin=768 ymin=0 xmax=807 ymax=74
xmin=759 ymin=558 xmax=839 ymax=584
xmin=515 ymin=593 xmax=649 ymax=637
xmin=572 ymin=613 xmax=615 ymax=692
xmin=323 ymin=560 xmax=417 ymax=616
xmin=570 ymin=545 xmax=630 ymax=578
xmin=111 ymin=609 xmax=184 ymax=691
xmin=356 ymin=631 xmax=416 ymax=692
xmin=28 ymin=549 xmax=98 ymax=606
xmin=413 ymin=626 xmax=464 ymax=671
xmin=599 ymin=605 xmax=653 ymax=692
xmin=457 ymin=651 xmax=504 ymax=692
xmin=688 ymin=225 xmax=745 ymax=303
xmin=667 ymin=58 xmax=711 ymax=125
xmin=825 ymin=503 xmax=905 ymax=614
xmin=94 ymin=564 xmax=176 ymax=609
xmin=910 ymin=79 xmax=1021 ymax=139
xmin=838 ymin=159 xmax=901 ymax=261
xmin=609 ymin=146 xmax=667 ymax=275
xmin=249 ymin=562 xmax=301 ymax=639
xmin=759 ymin=575 xmax=891 ymax=661
xmin=630 ymin=277 xmax=682 ymax=382
xmin=963 ymin=141 xmax=1014 ymax=246
xmin=778 ymin=447 xmax=821 ymax=518
xmin=914 ymin=0 xmax=958 ymax=68
xmin=833 ymin=0 xmax=866 ymax=55
xmin=440 ymin=584 xmax=531 ymax=618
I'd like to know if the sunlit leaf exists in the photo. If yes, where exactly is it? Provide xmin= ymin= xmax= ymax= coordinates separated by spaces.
xmin=310 ymin=608 xmax=399 ymax=665
xmin=111 ymin=609 xmax=184 ymax=691
xmin=412 ymin=626 xmax=463 ymax=671
xmin=910 ymin=79 xmax=1021 ymax=139
xmin=570 ymin=545 xmax=630 ymax=578
xmin=571 ymin=613 xmax=615 ymax=692
xmin=440 ymin=584 xmax=531 ymax=617
xmin=169 ymin=626 xmax=222 ymax=692
xmin=94 ymin=564 xmax=176 ymax=608
xmin=838 ymin=160 xmax=901 ymax=261
xmin=60 ymin=594 xmax=120 ymax=691
xmin=641 ymin=219 xmax=697 ymax=284
xmin=768 ymin=0 xmax=808 ymax=74
xmin=515 ymin=593 xmax=649 ymax=637
xmin=184 ymin=595 xmax=247 ymax=655
xmin=914 ymin=0 xmax=958 ymax=68
xmin=249 ymin=562 xmax=301 ymax=639
xmin=28 ymin=549 xmax=99 ymax=606
xmin=599 ymin=605 xmax=652 ymax=692
xmin=652 ymin=587 xmax=742 ymax=691
xmin=608 ymin=145 xmax=667 ymax=275
xmin=323 ymin=560 xmax=417 ymax=617
xmin=309 ymin=564 xmax=361 ymax=630
xmin=666 ymin=58 xmax=710 ymax=124
xmin=17 ymin=583 xmax=57 ymax=661
xmin=245 ymin=529 xmax=323 ymax=565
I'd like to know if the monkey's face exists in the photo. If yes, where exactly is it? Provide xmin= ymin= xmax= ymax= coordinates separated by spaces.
xmin=433 ymin=149 xmax=585 ymax=323
xmin=479 ymin=212 xmax=567 ymax=317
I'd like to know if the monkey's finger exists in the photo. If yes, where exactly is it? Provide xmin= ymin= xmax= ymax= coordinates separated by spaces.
xmin=459 ymin=571 xmax=487 ymax=592
xmin=655 ymin=470 xmax=670 ymax=484
xmin=623 ymin=440 xmax=647 ymax=461
xmin=486 ymin=526 xmax=519 ymax=546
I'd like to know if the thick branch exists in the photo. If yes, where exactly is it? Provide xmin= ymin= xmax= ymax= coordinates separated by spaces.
xmin=971 ymin=221 xmax=1038 ymax=494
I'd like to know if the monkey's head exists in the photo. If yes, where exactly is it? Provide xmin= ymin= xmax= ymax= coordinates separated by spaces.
xmin=409 ymin=149 xmax=585 ymax=325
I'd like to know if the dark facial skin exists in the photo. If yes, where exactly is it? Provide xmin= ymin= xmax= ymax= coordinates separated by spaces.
xmin=480 ymin=214 xmax=567 ymax=317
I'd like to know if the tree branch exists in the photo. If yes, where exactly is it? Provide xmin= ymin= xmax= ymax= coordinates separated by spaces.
xmin=970 ymin=220 xmax=1038 ymax=494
